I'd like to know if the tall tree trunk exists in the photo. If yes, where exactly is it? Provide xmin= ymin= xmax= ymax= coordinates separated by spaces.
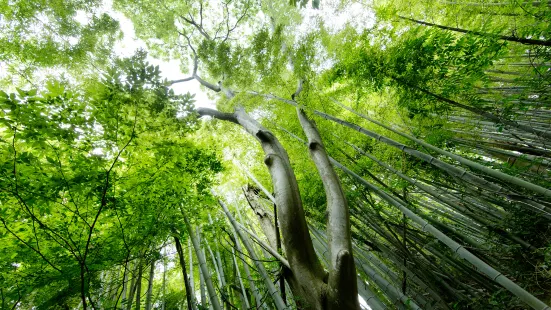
xmin=198 ymin=106 xmax=337 ymax=310
xmin=297 ymin=107 xmax=360 ymax=309
xmin=175 ymin=236 xmax=196 ymax=310
xmin=136 ymin=263 xmax=143 ymax=310
xmin=145 ymin=258 xmax=155 ymax=310
xmin=181 ymin=210 xmax=222 ymax=310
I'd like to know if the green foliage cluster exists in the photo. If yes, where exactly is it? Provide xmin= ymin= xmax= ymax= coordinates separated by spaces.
xmin=1 ymin=0 xmax=551 ymax=309
xmin=0 ymin=0 xmax=121 ymax=88
xmin=0 ymin=52 xmax=222 ymax=308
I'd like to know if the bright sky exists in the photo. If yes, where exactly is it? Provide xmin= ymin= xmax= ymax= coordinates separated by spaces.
xmin=109 ymin=0 xmax=375 ymax=109
xmin=111 ymin=11 xmax=216 ymax=109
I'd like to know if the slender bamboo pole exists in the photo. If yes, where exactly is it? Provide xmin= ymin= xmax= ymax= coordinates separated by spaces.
xmin=333 ymin=159 xmax=551 ymax=310
xmin=145 ymin=259 xmax=155 ymax=310
xmin=175 ymin=236 xmax=196 ymax=310
xmin=181 ymin=208 xmax=222 ymax=310
xmin=232 ymin=248 xmax=250 ymax=309
xmin=333 ymin=100 xmax=551 ymax=198
xmin=218 ymin=198 xmax=287 ymax=310
xmin=188 ymin=239 xmax=194 ymax=302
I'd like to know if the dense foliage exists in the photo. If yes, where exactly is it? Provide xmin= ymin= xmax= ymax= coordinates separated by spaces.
xmin=1 ymin=0 xmax=550 ymax=309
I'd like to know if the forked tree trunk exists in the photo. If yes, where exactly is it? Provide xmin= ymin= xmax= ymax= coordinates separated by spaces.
xmin=198 ymin=106 xmax=360 ymax=309
xmin=296 ymin=108 xmax=359 ymax=309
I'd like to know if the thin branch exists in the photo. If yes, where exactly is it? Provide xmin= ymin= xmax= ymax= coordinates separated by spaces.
xmin=399 ymin=16 xmax=551 ymax=47
xmin=178 ymin=12 xmax=212 ymax=40
xmin=0 ymin=216 xmax=62 ymax=273
xmin=235 ymin=222 xmax=290 ymax=269
xmin=80 ymin=111 xmax=138 ymax=309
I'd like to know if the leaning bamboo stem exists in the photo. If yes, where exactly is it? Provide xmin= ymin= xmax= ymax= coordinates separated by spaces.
xmin=235 ymin=222 xmax=290 ymax=269
xmin=218 ymin=199 xmax=287 ymax=310
xmin=232 ymin=248 xmax=251 ymax=309
xmin=344 ymin=139 xmax=536 ymax=250
xmin=333 ymin=100 xmax=551 ymax=198
xmin=333 ymin=160 xmax=551 ymax=310
xmin=182 ymin=208 xmax=222 ymax=310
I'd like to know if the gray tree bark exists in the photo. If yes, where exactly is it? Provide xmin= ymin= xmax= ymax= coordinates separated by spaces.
xmin=297 ymin=108 xmax=360 ymax=310
xmin=199 ymin=106 xmax=361 ymax=309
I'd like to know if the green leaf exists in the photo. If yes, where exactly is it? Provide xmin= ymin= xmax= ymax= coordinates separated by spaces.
xmin=46 ymin=157 xmax=56 ymax=164
xmin=16 ymin=88 xmax=27 ymax=97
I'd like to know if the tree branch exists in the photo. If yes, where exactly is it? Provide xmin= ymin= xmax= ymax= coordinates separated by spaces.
xmin=0 ymin=216 xmax=62 ymax=273
xmin=197 ymin=107 xmax=238 ymax=123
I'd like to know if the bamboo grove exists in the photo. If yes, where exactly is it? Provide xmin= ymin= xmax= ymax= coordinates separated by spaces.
xmin=0 ymin=0 xmax=550 ymax=309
